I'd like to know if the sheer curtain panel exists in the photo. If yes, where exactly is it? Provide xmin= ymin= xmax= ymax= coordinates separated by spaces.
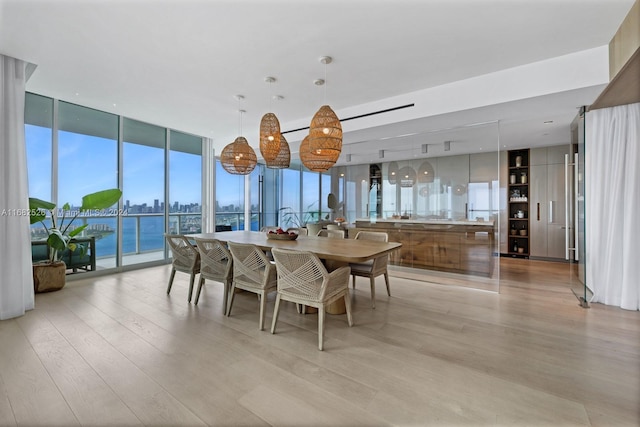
xmin=0 ymin=54 xmax=35 ymax=320
xmin=586 ymin=103 xmax=640 ymax=311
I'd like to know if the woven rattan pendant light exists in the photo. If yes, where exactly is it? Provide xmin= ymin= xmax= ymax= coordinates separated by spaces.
xmin=259 ymin=77 xmax=281 ymax=162
xmin=308 ymin=57 xmax=342 ymax=164
xmin=221 ymin=96 xmax=257 ymax=175
xmin=266 ymin=134 xmax=290 ymax=169
xmin=299 ymin=135 xmax=335 ymax=172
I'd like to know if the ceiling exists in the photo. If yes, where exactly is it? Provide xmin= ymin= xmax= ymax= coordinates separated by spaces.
xmin=0 ymin=0 xmax=635 ymax=166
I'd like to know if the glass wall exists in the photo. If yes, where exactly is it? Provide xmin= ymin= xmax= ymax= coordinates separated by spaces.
xmin=57 ymin=101 xmax=120 ymax=266
xmin=345 ymin=122 xmax=501 ymax=292
xmin=24 ymin=93 xmax=53 ymax=202
xmin=122 ymin=118 xmax=165 ymax=265
xmin=215 ymin=161 xmax=245 ymax=230
xmin=169 ymin=130 xmax=202 ymax=235
xmin=25 ymin=93 xmax=204 ymax=272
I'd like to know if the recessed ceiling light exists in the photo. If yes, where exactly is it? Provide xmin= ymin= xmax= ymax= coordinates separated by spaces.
xmin=544 ymin=120 xmax=553 ymax=124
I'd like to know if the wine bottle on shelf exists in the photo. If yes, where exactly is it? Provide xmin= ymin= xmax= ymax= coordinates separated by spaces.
xmin=513 ymin=240 xmax=518 ymax=253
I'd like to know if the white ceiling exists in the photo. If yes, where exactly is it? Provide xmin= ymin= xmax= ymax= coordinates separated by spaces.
xmin=0 ymin=0 xmax=634 ymax=166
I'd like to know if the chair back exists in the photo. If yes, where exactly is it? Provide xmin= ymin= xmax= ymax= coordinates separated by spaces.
xmin=306 ymin=223 xmax=323 ymax=236
xmin=228 ymin=241 xmax=273 ymax=289
xmin=326 ymin=224 xmax=340 ymax=230
xmin=165 ymin=234 xmax=200 ymax=272
xmin=354 ymin=231 xmax=388 ymax=243
xmin=316 ymin=229 xmax=344 ymax=239
xmin=272 ymin=248 xmax=329 ymax=302
xmin=194 ymin=237 xmax=232 ymax=282
xmin=354 ymin=231 xmax=389 ymax=272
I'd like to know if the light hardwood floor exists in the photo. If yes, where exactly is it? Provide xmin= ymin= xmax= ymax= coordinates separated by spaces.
xmin=1 ymin=258 xmax=638 ymax=426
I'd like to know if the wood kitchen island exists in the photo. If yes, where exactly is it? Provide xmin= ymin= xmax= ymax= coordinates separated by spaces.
xmin=353 ymin=219 xmax=496 ymax=277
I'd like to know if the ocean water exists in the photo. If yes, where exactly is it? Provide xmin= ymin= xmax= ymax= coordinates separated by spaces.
xmin=88 ymin=216 xmax=259 ymax=257
xmin=88 ymin=216 xmax=165 ymax=256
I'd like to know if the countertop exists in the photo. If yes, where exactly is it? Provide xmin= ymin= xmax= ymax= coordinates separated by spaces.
xmin=355 ymin=218 xmax=495 ymax=227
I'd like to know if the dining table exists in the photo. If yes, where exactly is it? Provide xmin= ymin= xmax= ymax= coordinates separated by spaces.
xmin=186 ymin=230 xmax=402 ymax=313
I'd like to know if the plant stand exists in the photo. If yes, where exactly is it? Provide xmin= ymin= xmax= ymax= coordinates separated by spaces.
xmin=33 ymin=261 xmax=66 ymax=293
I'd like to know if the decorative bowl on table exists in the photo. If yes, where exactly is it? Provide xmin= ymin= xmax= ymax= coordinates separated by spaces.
xmin=266 ymin=230 xmax=298 ymax=240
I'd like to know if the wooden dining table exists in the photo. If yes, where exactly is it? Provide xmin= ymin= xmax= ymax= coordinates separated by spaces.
xmin=186 ymin=230 xmax=401 ymax=313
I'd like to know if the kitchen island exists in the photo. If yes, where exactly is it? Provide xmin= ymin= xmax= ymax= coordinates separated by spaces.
xmin=353 ymin=218 xmax=495 ymax=277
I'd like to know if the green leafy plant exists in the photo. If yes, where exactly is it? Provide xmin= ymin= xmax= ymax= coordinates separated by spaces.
xmin=29 ymin=189 xmax=123 ymax=263
xmin=279 ymin=202 xmax=320 ymax=228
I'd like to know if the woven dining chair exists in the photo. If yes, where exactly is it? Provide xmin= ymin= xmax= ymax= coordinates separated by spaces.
xmin=315 ymin=229 xmax=345 ymax=239
xmin=350 ymin=231 xmax=390 ymax=309
xmin=165 ymin=234 xmax=201 ymax=303
xmin=227 ymin=242 xmax=278 ymax=330
xmin=271 ymin=248 xmax=353 ymax=351
xmin=193 ymin=237 xmax=233 ymax=313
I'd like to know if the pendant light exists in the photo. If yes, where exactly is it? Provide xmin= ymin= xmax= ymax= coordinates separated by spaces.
xmin=259 ymin=77 xmax=281 ymax=162
xmin=299 ymin=135 xmax=335 ymax=172
xmin=266 ymin=134 xmax=290 ymax=169
xmin=308 ymin=56 xmax=342 ymax=165
xmin=221 ymin=96 xmax=257 ymax=175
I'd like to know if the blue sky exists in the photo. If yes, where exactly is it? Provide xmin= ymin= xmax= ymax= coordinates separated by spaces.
xmin=26 ymin=125 xmax=245 ymax=208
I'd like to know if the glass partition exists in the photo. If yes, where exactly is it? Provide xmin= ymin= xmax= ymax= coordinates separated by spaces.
xmin=348 ymin=121 xmax=501 ymax=292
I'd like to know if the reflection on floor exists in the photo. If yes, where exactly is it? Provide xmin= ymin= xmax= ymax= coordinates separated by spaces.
xmin=3 ymin=258 xmax=636 ymax=426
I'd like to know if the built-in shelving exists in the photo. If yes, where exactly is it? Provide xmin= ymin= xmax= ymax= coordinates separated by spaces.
xmin=507 ymin=149 xmax=530 ymax=258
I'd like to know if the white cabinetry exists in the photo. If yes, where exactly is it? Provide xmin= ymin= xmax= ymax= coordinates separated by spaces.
xmin=529 ymin=145 xmax=569 ymax=259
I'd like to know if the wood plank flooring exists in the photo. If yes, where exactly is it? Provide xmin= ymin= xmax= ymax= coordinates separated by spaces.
xmin=0 ymin=258 xmax=638 ymax=426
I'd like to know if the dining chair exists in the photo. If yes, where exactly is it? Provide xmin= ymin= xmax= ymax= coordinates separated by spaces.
xmin=271 ymin=248 xmax=353 ymax=351
xmin=315 ymin=229 xmax=345 ymax=239
xmin=227 ymin=241 xmax=278 ymax=330
xmin=350 ymin=231 xmax=390 ymax=309
xmin=165 ymin=234 xmax=201 ymax=303
xmin=326 ymin=224 xmax=340 ymax=230
xmin=306 ymin=223 xmax=323 ymax=236
xmin=193 ymin=237 xmax=233 ymax=313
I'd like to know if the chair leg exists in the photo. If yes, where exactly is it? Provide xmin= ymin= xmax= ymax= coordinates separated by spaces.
xmin=226 ymin=282 xmax=237 ymax=316
xmin=194 ymin=276 xmax=205 ymax=305
xmin=187 ymin=272 xmax=197 ymax=303
xmin=344 ymin=293 xmax=353 ymax=327
xmin=258 ymin=290 xmax=267 ymax=331
xmin=318 ymin=306 xmax=325 ymax=351
xmin=369 ymin=276 xmax=376 ymax=309
xmin=271 ymin=294 xmax=282 ymax=334
xmin=352 ymin=274 xmax=356 ymax=288
xmin=222 ymin=280 xmax=230 ymax=315
xmin=166 ymin=268 xmax=176 ymax=294
xmin=384 ymin=272 xmax=391 ymax=296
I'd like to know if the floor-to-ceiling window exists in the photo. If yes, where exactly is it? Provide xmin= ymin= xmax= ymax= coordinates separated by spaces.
xmin=25 ymin=93 xmax=204 ymax=272
xmin=24 ymin=93 xmax=52 ymax=203
xmin=216 ymin=161 xmax=245 ymax=230
xmin=169 ymin=130 xmax=202 ymax=235
xmin=57 ymin=101 xmax=119 ymax=266
xmin=122 ymin=118 xmax=166 ymax=266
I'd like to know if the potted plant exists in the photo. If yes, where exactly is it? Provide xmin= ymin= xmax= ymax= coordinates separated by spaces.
xmin=29 ymin=188 xmax=123 ymax=292
xmin=279 ymin=202 xmax=321 ymax=230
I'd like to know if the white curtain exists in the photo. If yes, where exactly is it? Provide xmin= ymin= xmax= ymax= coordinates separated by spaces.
xmin=0 ymin=54 xmax=35 ymax=319
xmin=586 ymin=103 xmax=640 ymax=311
